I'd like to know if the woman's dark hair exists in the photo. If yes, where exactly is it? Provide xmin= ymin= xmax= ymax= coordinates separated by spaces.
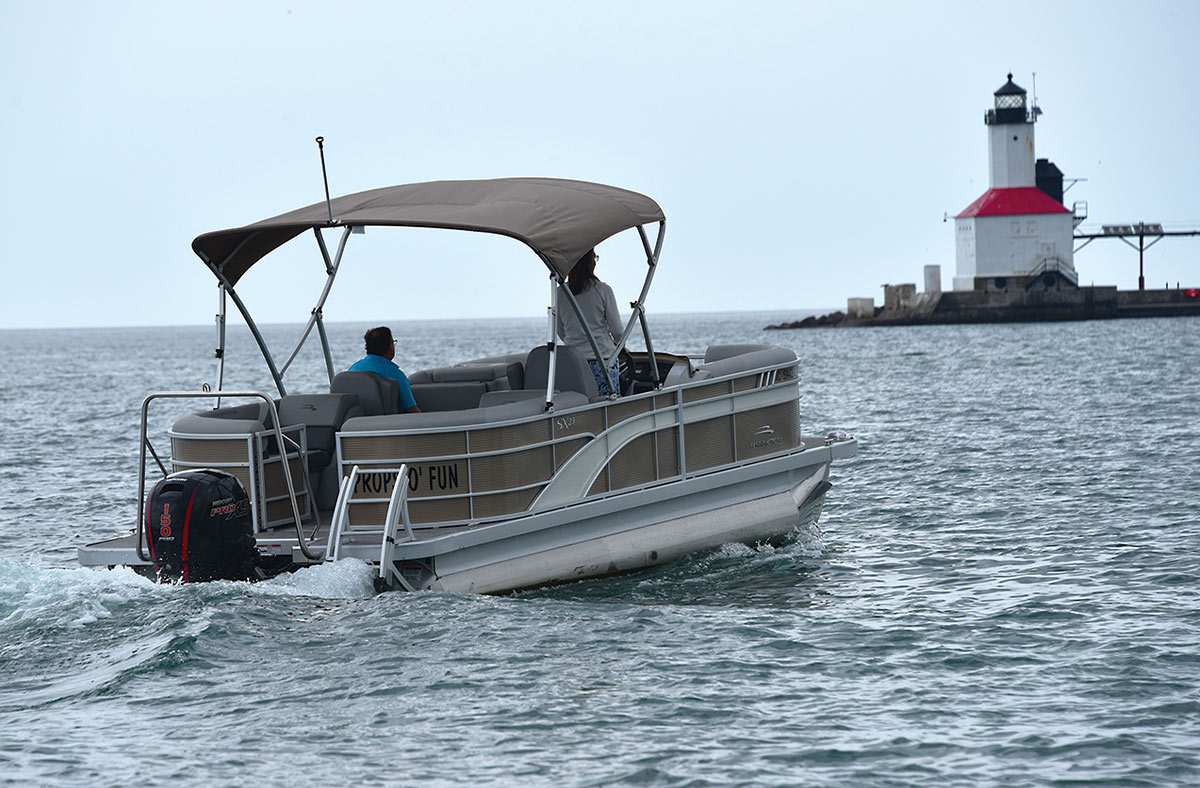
xmin=567 ymin=249 xmax=598 ymax=296
xmin=364 ymin=326 xmax=393 ymax=355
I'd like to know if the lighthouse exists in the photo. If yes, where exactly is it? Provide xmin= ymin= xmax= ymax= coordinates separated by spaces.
xmin=952 ymin=74 xmax=1076 ymax=291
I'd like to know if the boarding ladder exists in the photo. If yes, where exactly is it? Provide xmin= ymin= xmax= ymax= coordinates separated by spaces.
xmin=326 ymin=464 xmax=416 ymax=591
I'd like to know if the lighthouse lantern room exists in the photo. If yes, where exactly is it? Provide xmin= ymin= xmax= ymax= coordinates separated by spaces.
xmin=953 ymin=74 xmax=1076 ymax=291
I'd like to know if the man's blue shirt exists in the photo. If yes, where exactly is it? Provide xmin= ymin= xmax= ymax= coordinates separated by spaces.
xmin=349 ymin=354 xmax=417 ymax=411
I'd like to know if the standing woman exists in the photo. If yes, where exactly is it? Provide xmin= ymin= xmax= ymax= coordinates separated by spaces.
xmin=557 ymin=248 xmax=623 ymax=396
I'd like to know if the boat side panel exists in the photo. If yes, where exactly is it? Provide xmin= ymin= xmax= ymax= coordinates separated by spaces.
xmin=337 ymin=360 xmax=806 ymax=528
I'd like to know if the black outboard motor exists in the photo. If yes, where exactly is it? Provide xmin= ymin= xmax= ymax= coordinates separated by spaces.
xmin=146 ymin=469 xmax=259 ymax=582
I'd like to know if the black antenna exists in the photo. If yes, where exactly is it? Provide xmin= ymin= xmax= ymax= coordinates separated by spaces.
xmin=315 ymin=136 xmax=333 ymax=224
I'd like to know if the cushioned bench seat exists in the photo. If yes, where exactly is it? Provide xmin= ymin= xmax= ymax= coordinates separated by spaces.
xmin=408 ymin=361 xmax=525 ymax=412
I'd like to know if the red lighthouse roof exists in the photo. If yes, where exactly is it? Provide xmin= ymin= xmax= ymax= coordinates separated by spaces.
xmin=957 ymin=187 xmax=1069 ymax=218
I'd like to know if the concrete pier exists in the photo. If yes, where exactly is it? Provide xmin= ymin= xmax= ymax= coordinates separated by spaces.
xmin=767 ymin=274 xmax=1200 ymax=329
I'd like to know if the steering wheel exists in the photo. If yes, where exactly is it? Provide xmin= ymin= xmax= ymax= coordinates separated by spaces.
xmin=618 ymin=349 xmax=636 ymax=395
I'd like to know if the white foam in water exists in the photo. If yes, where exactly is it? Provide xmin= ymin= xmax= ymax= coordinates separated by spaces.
xmin=0 ymin=561 xmax=159 ymax=629
xmin=253 ymin=558 xmax=378 ymax=599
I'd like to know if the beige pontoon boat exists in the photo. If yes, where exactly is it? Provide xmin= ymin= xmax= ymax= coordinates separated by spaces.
xmin=78 ymin=177 xmax=856 ymax=593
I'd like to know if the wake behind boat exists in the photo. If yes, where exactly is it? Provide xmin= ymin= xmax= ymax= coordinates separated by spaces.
xmin=78 ymin=176 xmax=857 ymax=593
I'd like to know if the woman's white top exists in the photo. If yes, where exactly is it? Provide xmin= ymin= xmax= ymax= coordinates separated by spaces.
xmin=557 ymin=280 xmax=623 ymax=361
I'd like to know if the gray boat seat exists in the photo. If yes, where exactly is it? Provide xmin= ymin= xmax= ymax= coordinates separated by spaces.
xmin=696 ymin=345 xmax=797 ymax=378
xmin=703 ymin=344 xmax=774 ymax=363
xmin=523 ymin=345 xmax=601 ymax=401
xmin=277 ymin=393 xmax=359 ymax=469
xmin=330 ymin=371 xmax=399 ymax=416
xmin=171 ymin=400 xmax=274 ymax=435
xmin=408 ymin=361 xmax=524 ymax=411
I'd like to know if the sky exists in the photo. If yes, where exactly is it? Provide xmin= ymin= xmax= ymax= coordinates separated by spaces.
xmin=2 ymin=0 xmax=1198 ymax=330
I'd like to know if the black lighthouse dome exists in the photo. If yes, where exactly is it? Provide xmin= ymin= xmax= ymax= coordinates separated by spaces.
xmin=987 ymin=73 xmax=1029 ymax=125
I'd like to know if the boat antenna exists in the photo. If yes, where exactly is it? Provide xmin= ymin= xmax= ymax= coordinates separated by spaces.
xmin=315 ymin=136 xmax=333 ymax=224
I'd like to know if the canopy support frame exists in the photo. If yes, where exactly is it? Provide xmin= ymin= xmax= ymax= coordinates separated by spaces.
xmin=214 ymin=284 xmax=228 ymax=407
xmin=544 ymin=274 xmax=561 ymax=411
xmin=278 ymin=226 xmax=353 ymax=383
xmin=546 ymin=219 xmax=666 ymax=399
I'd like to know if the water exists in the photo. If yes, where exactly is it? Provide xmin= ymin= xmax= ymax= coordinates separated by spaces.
xmin=1 ymin=314 xmax=1198 ymax=787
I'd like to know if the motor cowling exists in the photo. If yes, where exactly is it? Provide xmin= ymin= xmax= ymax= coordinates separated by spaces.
xmin=146 ymin=469 xmax=259 ymax=582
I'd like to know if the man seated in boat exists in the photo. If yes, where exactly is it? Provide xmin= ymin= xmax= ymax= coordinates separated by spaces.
xmin=349 ymin=326 xmax=421 ymax=413
xmin=557 ymin=249 xmax=623 ymax=396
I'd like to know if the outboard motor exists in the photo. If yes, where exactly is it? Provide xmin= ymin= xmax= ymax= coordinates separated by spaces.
xmin=146 ymin=469 xmax=259 ymax=582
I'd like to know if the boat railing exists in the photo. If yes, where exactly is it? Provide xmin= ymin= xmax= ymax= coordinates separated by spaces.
xmin=136 ymin=390 xmax=322 ymax=563
xmin=335 ymin=353 xmax=803 ymax=530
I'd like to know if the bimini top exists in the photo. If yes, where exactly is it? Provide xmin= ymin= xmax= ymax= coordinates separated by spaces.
xmin=192 ymin=177 xmax=665 ymax=286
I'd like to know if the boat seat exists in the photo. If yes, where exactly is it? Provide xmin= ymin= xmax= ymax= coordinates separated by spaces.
xmin=330 ymin=371 xmax=399 ymax=416
xmin=410 ymin=382 xmax=488 ymax=412
xmin=696 ymin=346 xmax=797 ymax=378
xmin=703 ymin=343 xmax=775 ymax=363
xmin=278 ymin=392 xmax=359 ymax=510
xmin=277 ymin=393 xmax=359 ymax=469
xmin=408 ymin=361 xmax=524 ymax=411
xmin=409 ymin=361 xmax=524 ymax=390
xmin=171 ymin=401 xmax=274 ymax=435
xmin=523 ymin=345 xmax=601 ymax=401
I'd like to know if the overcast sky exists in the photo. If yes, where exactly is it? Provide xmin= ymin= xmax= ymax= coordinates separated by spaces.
xmin=3 ymin=0 xmax=1197 ymax=330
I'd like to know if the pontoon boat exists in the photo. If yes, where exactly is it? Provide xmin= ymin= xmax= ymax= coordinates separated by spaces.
xmin=78 ymin=177 xmax=857 ymax=593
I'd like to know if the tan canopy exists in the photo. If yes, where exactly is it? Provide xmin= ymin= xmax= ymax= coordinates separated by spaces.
xmin=192 ymin=177 xmax=665 ymax=286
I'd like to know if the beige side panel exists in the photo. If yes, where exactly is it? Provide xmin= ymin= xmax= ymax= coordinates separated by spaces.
xmin=682 ymin=381 xmax=730 ymax=404
xmin=734 ymin=401 xmax=801 ymax=460
xmin=471 ymin=446 xmax=554 ymax=492
xmin=171 ymin=437 xmax=251 ymax=464
xmin=262 ymin=456 xmax=306 ymax=494
xmin=472 ymin=487 xmax=540 ymax=518
xmin=587 ymin=474 xmax=608 ymax=497
xmin=733 ymin=375 xmax=758 ymax=392
xmin=406 ymin=461 xmax=468 ymax=499
xmin=685 ymin=416 xmax=735 ymax=471
xmin=554 ymin=437 xmax=590 ymax=468
xmin=606 ymin=397 xmax=652 ymax=427
xmin=608 ymin=434 xmax=656 ymax=491
xmin=470 ymin=419 xmax=551 ymax=453
xmin=341 ymin=432 xmax=467 ymax=461
xmin=348 ymin=501 xmax=388 ymax=527
xmin=409 ymin=497 xmax=470 ymax=524
xmin=551 ymin=409 xmax=604 ymax=440
xmin=656 ymin=428 xmax=679 ymax=478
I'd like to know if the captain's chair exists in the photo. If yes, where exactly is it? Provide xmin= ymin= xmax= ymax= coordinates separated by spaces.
xmin=330 ymin=371 xmax=400 ymax=416
xmin=523 ymin=345 xmax=602 ymax=401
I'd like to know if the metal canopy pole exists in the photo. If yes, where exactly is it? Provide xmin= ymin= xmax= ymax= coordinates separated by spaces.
xmin=215 ymin=284 xmax=228 ymax=407
xmin=279 ymin=226 xmax=353 ymax=377
xmin=314 ymin=311 xmax=336 ymax=385
xmin=217 ymin=274 xmax=288 ymax=397
xmin=199 ymin=242 xmax=289 ymax=397
xmin=544 ymin=274 xmax=561 ymax=411
xmin=606 ymin=220 xmax=665 ymax=384
xmin=557 ymin=278 xmax=613 ymax=396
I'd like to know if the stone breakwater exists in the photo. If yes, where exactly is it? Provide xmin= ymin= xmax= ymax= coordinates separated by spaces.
xmin=768 ymin=274 xmax=1200 ymax=329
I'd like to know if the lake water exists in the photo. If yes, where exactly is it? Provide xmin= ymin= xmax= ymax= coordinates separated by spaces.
xmin=1 ymin=313 xmax=1198 ymax=787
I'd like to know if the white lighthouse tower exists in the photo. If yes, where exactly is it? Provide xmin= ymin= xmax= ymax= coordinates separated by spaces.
xmin=953 ymin=74 xmax=1076 ymax=291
